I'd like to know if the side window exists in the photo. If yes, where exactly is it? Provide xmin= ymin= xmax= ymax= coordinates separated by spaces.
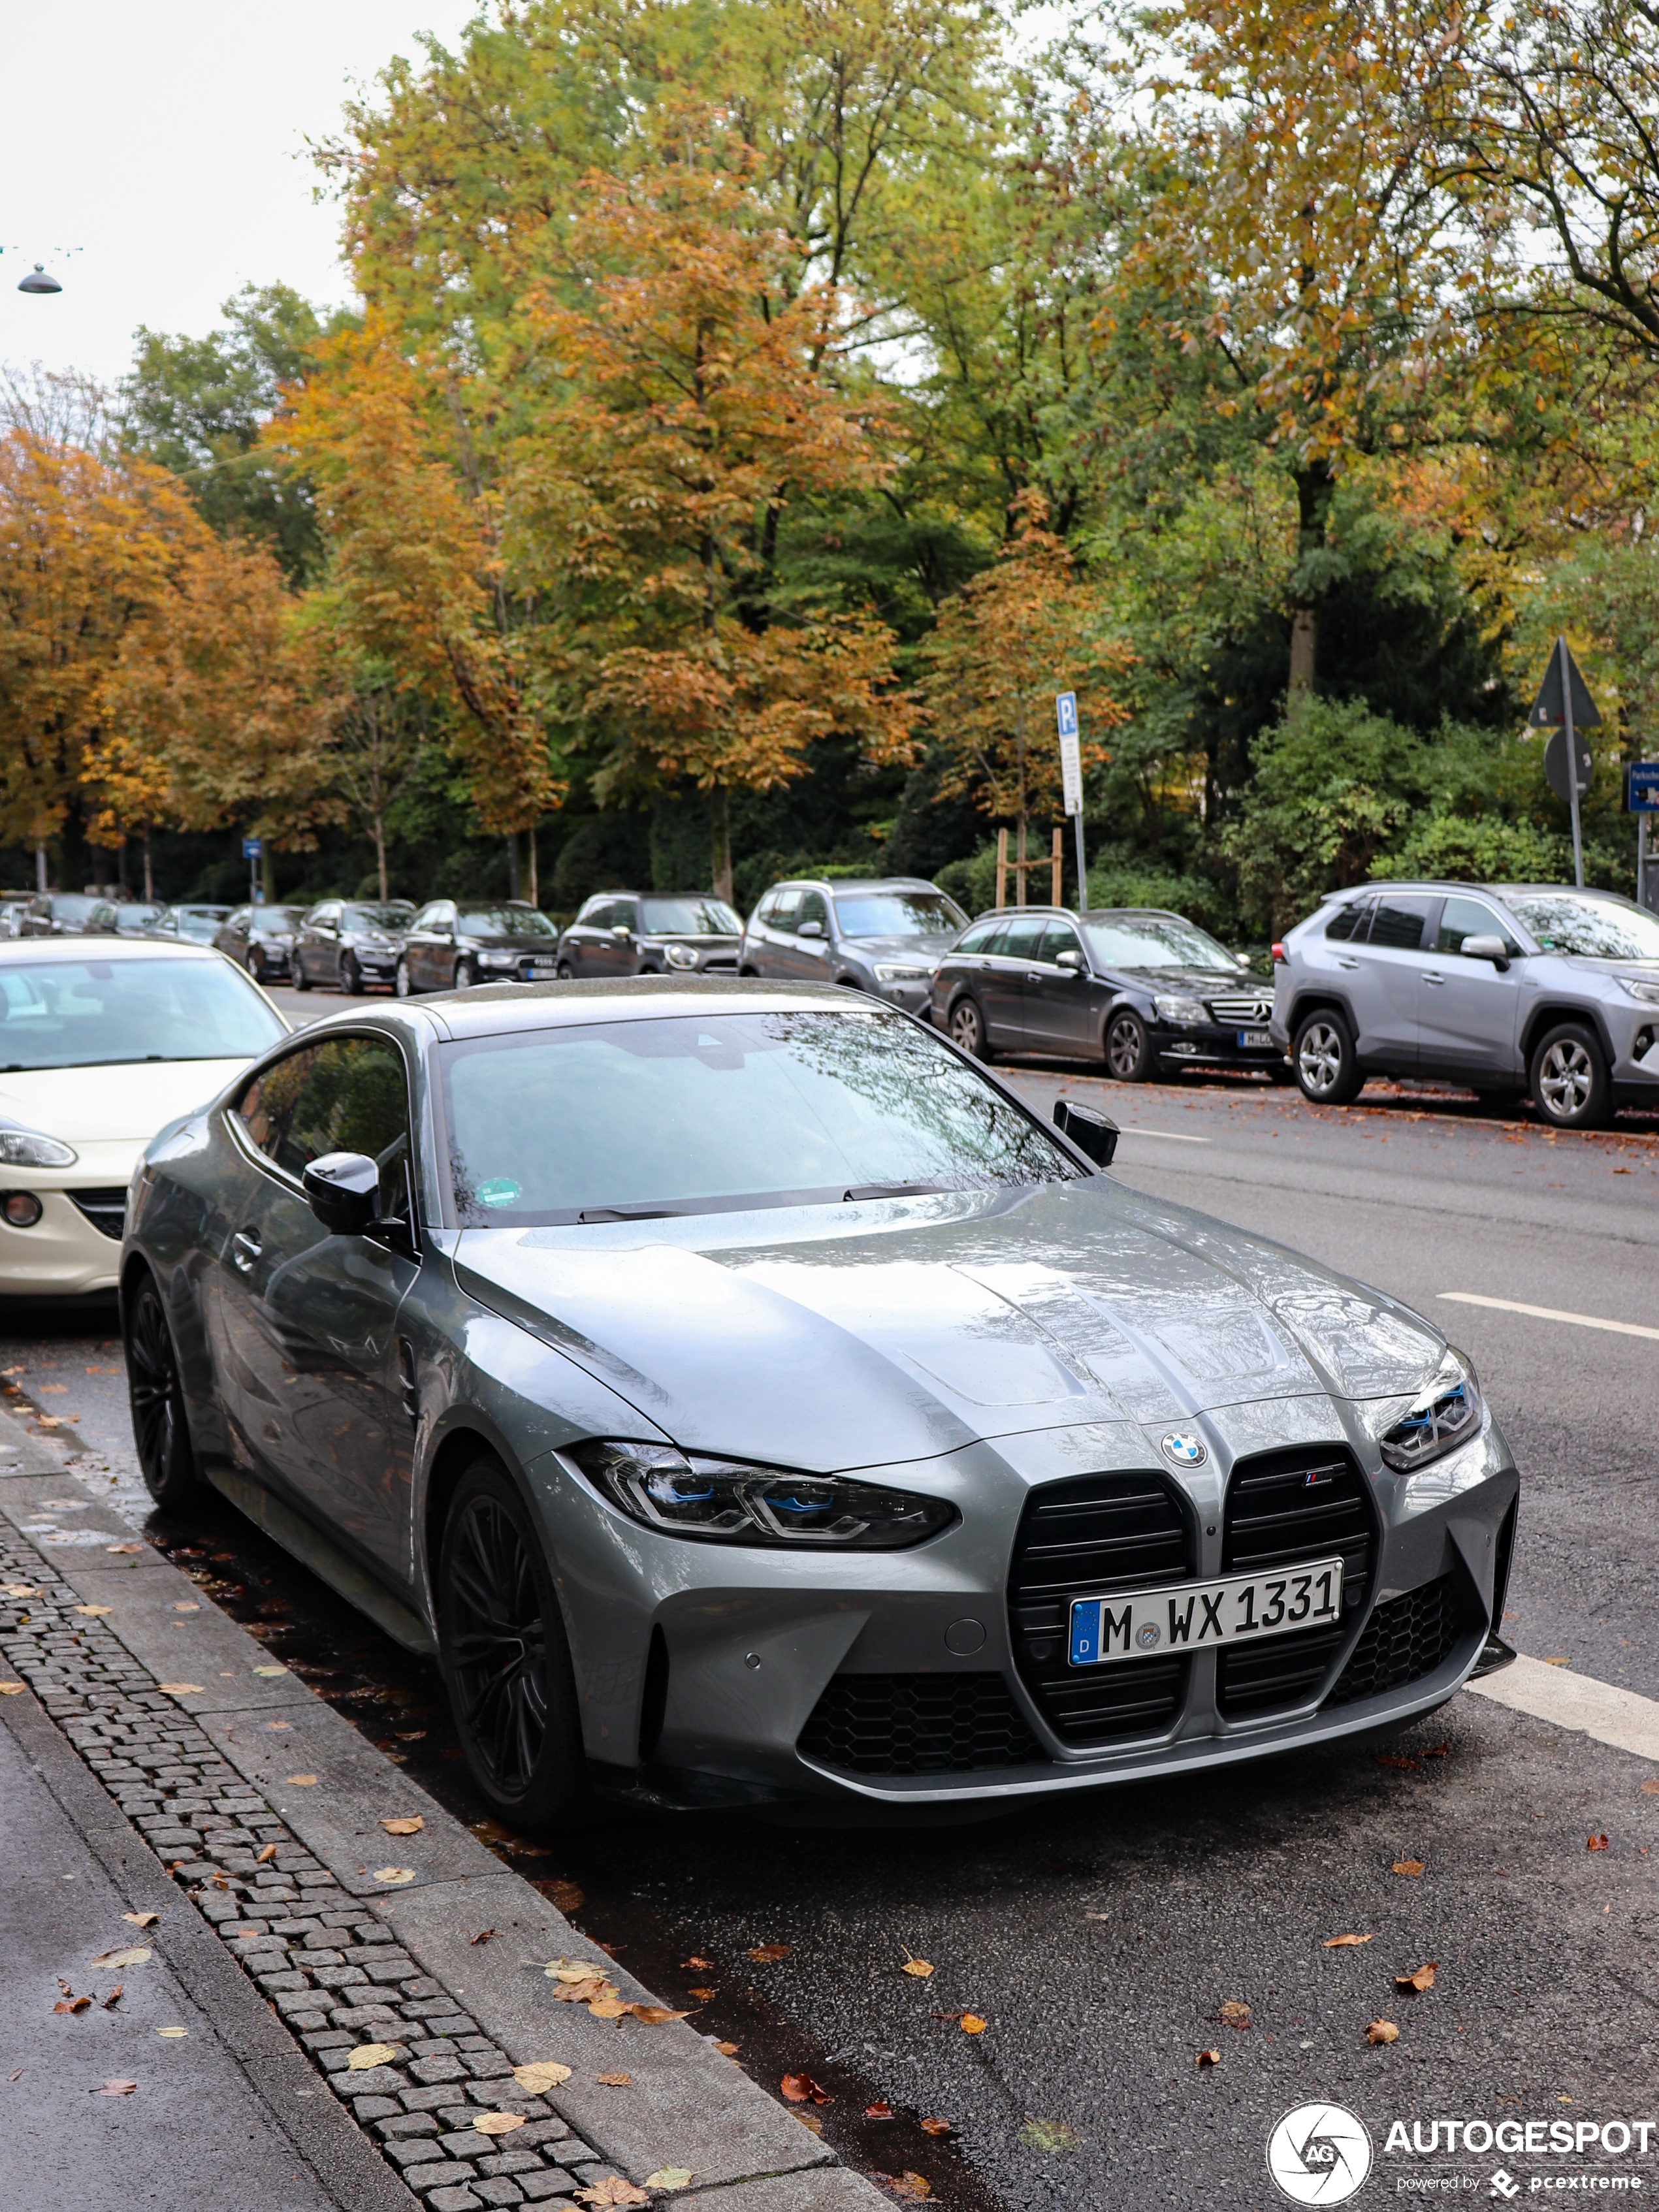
xmin=1038 ymin=922 xmax=1083 ymax=964
xmin=1000 ymin=914 xmax=1048 ymax=960
xmin=227 ymin=907 xmax=250 ymax=931
xmin=1438 ymin=896 xmax=1521 ymax=956
xmin=583 ymin=901 xmax=614 ymax=931
xmin=796 ymin=891 xmax=830 ymax=934
xmin=955 ymin=920 xmax=1001 ymax=955
xmin=1368 ymin=895 xmax=1432 ymax=950
xmin=1325 ymin=902 xmax=1370 ymax=942
xmin=236 ymin=1038 xmax=413 ymax=1215
xmin=770 ymin=890 xmax=802 ymax=931
xmin=611 ymin=899 xmax=639 ymax=931
xmin=575 ymin=898 xmax=606 ymax=927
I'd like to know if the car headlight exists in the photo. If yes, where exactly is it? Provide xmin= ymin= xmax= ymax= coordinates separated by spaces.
xmin=570 ymin=1440 xmax=958 ymax=1548
xmin=873 ymin=963 xmax=931 ymax=984
xmin=664 ymin=944 xmax=700 ymax=970
xmin=479 ymin=949 xmax=518 ymax=969
xmin=1374 ymin=1349 xmax=1484 ymax=1472
xmin=1619 ymin=976 xmax=1659 ymax=1006
xmin=0 ymin=1123 xmax=78 ymax=1167
xmin=1153 ymin=995 xmax=1209 ymax=1026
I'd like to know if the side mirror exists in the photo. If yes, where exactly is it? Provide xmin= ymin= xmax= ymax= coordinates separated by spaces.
xmin=1055 ymin=948 xmax=1085 ymax=973
xmin=798 ymin=919 xmax=825 ymax=939
xmin=1460 ymin=934 xmax=1510 ymax=967
xmin=1052 ymin=1098 xmax=1119 ymax=1168
xmin=611 ymin=925 xmax=632 ymax=940
xmin=302 ymin=1151 xmax=380 ymax=1236
xmin=1236 ymin=952 xmax=1253 ymax=969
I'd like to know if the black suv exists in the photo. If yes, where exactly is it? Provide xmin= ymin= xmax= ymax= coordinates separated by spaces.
xmin=930 ymin=905 xmax=1282 ymax=1076
xmin=294 ymin=901 xmax=415 ymax=993
xmin=396 ymin=900 xmax=561 ymax=993
xmin=556 ymin=891 xmax=743 ymax=978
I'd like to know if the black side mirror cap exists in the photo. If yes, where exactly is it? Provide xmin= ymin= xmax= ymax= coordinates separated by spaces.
xmin=302 ymin=1151 xmax=380 ymax=1236
xmin=1053 ymin=1098 xmax=1119 ymax=1167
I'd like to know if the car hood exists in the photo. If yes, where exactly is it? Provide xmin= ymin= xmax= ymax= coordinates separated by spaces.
xmin=848 ymin=933 xmax=957 ymax=959
xmin=0 ymin=1060 xmax=253 ymax=1144
xmin=453 ymin=1179 xmax=1445 ymax=1471
xmin=468 ymin=933 xmax=558 ymax=951
xmin=1099 ymin=965 xmax=1262 ymax=993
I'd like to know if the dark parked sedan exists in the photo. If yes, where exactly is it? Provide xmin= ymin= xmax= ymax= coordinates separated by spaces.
xmin=214 ymin=904 xmax=311 ymax=982
xmin=20 ymin=892 xmax=104 ymax=937
xmin=932 ymin=905 xmax=1288 ymax=1079
xmin=294 ymin=900 xmax=415 ymax=993
xmin=556 ymin=891 xmax=743 ymax=978
xmin=84 ymin=900 xmax=166 ymax=938
xmin=396 ymin=899 xmax=560 ymax=993
xmin=145 ymin=904 xmax=234 ymax=945
xmin=120 ymin=976 xmax=1515 ymax=1831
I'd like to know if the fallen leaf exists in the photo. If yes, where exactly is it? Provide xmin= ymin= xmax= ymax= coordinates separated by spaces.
xmin=533 ymin=1878 xmax=586 ymax=1913
xmin=473 ymin=2111 xmax=526 ymax=2136
xmin=1219 ymin=1999 xmax=1251 ymax=2029
xmin=74 ymin=1603 xmax=112 ymax=1616
xmin=155 ymin=2028 xmax=187 ymax=2039
xmin=262 ymin=1721 xmax=291 ymax=1731
xmin=747 ymin=1942 xmax=790 ymax=1962
xmin=105 ymin=1544 xmax=144 ymax=1555
xmin=643 ymin=2171 xmax=692 ymax=2192
xmin=253 ymin=1664 xmax=289 ymax=1677
xmin=1019 ymin=2119 xmax=1081 ymax=2153
xmin=53 ymin=1996 xmax=91 ymax=2013
xmin=512 ymin=2060 xmax=573 ymax=2093
xmin=381 ymin=1816 xmax=424 ymax=1836
xmin=170 ymin=1601 xmax=199 ymax=1613
xmin=716 ymin=2042 xmax=740 ymax=2057
xmin=101 ymin=1985 xmax=123 ymax=2009
xmin=573 ymin=2176 xmax=651 ymax=2207
xmin=123 ymin=1914 xmax=158 ymax=1929
xmin=471 ymin=1930 xmax=498 ymax=1948
xmin=90 ymin=1946 xmax=151 ymax=1970
xmin=627 ymin=2005 xmax=690 ymax=2025
xmin=1391 ymin=1859 xmax=1425 ymax=1877
xmin=255 ymin=1844 xmax=277 ymax=1865
xmin=1421 ymin=1743 xmax=1451 ymax=1759
xmin=959 ymin=2014 xmax=987 ymax=2034
xmin=1365 ymin=2019 xmax=1400 ymax=2045
xmin=1641 ymin=1780 xmax=1659 ymax=1795
xmin=286 ymin=1774 xmax=318 ymax=1786
xmin=919 ymin=2116 xmax=951 ymax=2136
xmin=156 ymin=1683 xmax=203 ymax=1696
xmin=588 ymin=1998 xmax=629 ymax=2019
xmin=372 ymin=1867 xmax=416 ymax=1885
xmin=797 ymin=2113 xmax=824 ymax=2135
xmin=1395 ymin=1963 xmax=1438 ymax=1993
xmin=781 ymin=2073 xmax=831 ymax=2105
xmin=1374 ymin=1754 xmax=1421 ymax=1770
xmin=1 ymin=1584 xmax=38 ymax=1598
xmin=1323 ymin=1934 xmax=1374 ymax=1948
xmin=684 ymin=1955 xmax=714 ymax=1970
xmin=549 ymin=1963 xmax=606 ymax=1984
xmin=1588 ymin=1833 xmax=1611 ymax=1852
xmin=596 ymin=2072 xmax=632 ymax=2087
xmin=0 ymin=1683 xmax=24 ymax=1695
xmin=1544 ymin=1656 xmax=1570 ymax=1666
xmin=880 ymin=2174 xmax=931 ymax=2200
xmin=347 ymin=2044 xmax=398 ymax=2070
xmin=866 ymin=2101 xmax=894 ymax=2119
xmin=902 ymin=1958 xmax=934 ymax=1979
xmin=96 ymin=2079 xmax=137 ymax=2096
xmin=687 ymin=1988 xmax=717 ymax=2001
xmin=1196 ymin=2048 xmax=1221 ymax=2068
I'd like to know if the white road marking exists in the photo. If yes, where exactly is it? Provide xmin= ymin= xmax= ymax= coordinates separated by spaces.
xmin=1468 ymin=1654 xmax=1659 ymax=1764
xmin=1439 ymin=1291 xmax=1659 ymax=1343
xmin=1118 ymin=1127 xmax=1212 ymax=1144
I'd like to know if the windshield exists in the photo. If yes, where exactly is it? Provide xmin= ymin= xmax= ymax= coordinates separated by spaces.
xmin=441 ymin=1008 xmax=1078 ymax=1225
xmin=459 ymin=906 xmax=557 ymax=938
xmin=253 ymin=907 xmax=308 ymax=933
xmin=342 ymin=904 xmax=413 ymax=933
xmin=171 ymin=908 xmax=229 ymax=942
xmin=113 ymin=905 xmax=163 ymax=930
xmin=1080 ymin=914 xmax=1236 ymax=970
xmin=639 ymin=896 xmax=742 ymax=937
xmin=832 ymin=890 xmax=966 ymax=939
xmin=1501 ymin=893 xmax=1659 ymax=961
xmin=0 ymin=958 xmax=287 ymax=1070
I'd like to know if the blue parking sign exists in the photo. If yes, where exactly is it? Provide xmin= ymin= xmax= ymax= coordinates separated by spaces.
xmin=1629 ymin=765 xmax=1659 ymax=813
xmin=242 ymin=837 xmax=263 ymax=858
xmin=1055 ymin=691 xmax=1078 ymax=739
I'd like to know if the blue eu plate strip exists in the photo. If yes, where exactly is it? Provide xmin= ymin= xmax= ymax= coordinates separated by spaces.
xmin=1070 ymin=1599 xmax=1101 ymax=1667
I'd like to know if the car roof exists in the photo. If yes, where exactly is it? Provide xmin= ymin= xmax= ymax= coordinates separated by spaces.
xmin=407 ymin=974 xmax=920 ymax=1042
xmin=0 ymin=934 xmax=225 ymax=962
xmin=772 ymin=877 xmax=942 ymax=894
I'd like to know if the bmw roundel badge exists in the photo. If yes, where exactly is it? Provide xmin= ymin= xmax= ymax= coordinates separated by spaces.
xmin=1161 ymin=1430 xmax=1207 ymax=1468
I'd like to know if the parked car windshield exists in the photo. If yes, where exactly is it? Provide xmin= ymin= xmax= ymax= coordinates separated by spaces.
xmin=165 ymin=908 xmax=231 ymax=942
xmin=341 ymin=904 xmax=413 ymax=933
xmin=1500 ymin=893 xmax=1659 ymax=961
xmin=111 ymin=904 xmax=163 ymax=932
xmin=254 ymin=906 xmax=310 ymax=933
xmin=1080 ymin=914 xmax=1236 ymax=970
xmin=44 ymin=895 xmax=100 ymax=926
xmin=442 ymin=1008 xmax=1078 ymax=1224
xmin=458 ymin=906 xmax=558 ymax=938
xmin=832 ymin=890 xmax=966 ymax=938
xmin=0 ymin=958 xmax=286 ymax=1070
xmin=640 ymin=896 xmax=742 ymax=937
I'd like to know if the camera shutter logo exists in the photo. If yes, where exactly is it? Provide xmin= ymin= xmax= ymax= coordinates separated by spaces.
xmin=1266 ymin=2103 xmax=1373 ymax=2205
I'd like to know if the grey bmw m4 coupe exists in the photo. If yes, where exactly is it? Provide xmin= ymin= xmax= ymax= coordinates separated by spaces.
xmin=121 ymin=978 xmax=1517 ymax=1831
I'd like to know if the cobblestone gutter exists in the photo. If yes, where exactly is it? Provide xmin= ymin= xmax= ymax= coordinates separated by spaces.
xmin=0 ymin=1515 xmax=645 ymax=2211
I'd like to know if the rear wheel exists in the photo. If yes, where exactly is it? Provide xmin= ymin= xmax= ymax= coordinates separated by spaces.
xmin=1293 ymin=1008 xmax=1363 ymax=1104
xmin=124 ymin=1275 xmax=199 ymax=1509
xmin=1104 ymin=1008 xmax=1154 ymax=1082
xmin=293 ymin=960 xmax=312 ymax=993
xmin=437 ymin=1459 xmax=587 ymax=1830
xmin=1529 ymin=1021 xmax=1612 ymax=1130
xmin=454 ymin=958 xmax=477 ymax=991
xmin=248 ymin=949 xmax=267 ymax=984
xmin=341 ymin=952 xmax=364 ymax=995
xmin=948 ymin=996 xmax=993 ymax=1061
xmin=395 ymin=958 xmax=415 ymax=998
xmin=555 ymin=961 xmax=575 ymax=980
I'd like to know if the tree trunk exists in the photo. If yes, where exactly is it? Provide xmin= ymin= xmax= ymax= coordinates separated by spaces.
xmin=1288 ymin=460 xmax=1336 ymax=708
xmin=261 ymin=850 xmax=276 ymax=905
xmin=142 ymin=835 xmax=153 ymax=904
xmin=709 ymin=786 xmax=733 ymax=905
xmin=35 ymin=841 xmax=46 ymax=894
xmin=528 ymin=824 xmax=538 ymax=908
xmin=506 ymin=833 xmax=521 ymax=901
xmin=1016 ymin=812 xmax=1027 ymax=906
xmin=373 ymin=820 xmax=389 ymax=902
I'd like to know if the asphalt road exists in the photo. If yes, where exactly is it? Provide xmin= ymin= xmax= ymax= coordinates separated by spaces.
xmin=5 ymin=997 xmax=1658 ymax=2210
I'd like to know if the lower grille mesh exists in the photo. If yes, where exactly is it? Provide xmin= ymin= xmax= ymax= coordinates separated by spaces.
xmin=1327 ymin=1572 xmax=1468 ymax=1706
xmin=67 ymin=1187 xmax=127 ymax=1241
xmin=797 ymin=1672 xmax=1042 ymax=1776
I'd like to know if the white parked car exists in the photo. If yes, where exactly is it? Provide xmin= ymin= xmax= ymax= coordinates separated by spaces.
xmin=0 ymin=938 xmax=287 ymax=1296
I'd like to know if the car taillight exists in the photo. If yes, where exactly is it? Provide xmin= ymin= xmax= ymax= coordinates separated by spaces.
xmin=1271 ymin=942 xmax=1286 ymax=963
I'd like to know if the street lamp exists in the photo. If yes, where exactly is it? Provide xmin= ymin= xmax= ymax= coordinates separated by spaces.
xmin=17 ymin=264 xmax=61 ymax=294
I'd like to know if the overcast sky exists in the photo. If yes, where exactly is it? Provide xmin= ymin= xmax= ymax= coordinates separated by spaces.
xmin=0 ymin=0 xmax=483 ymax=393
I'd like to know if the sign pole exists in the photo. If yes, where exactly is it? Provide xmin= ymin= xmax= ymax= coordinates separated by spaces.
xmin=1055 ymin=691 xmax=1087 ymax=909
xmin=1560 ymin=635 xmax=1585 ymax=890
xmin=1641 ymin=812 xmax=1649 ymax=912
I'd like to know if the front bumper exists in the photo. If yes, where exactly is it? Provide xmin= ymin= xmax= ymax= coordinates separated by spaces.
xmin=1155 ymin=1019 xmax=1287 ymax=1071
xmin=868 ymin=974 xmax=935 ymax=1017
xmin=0 ymin=1183 xmax=126 ymax=1295
xmin=526 ymin=1403 xmax=1517 ymax=1812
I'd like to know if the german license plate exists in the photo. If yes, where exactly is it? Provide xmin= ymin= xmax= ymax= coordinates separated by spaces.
xmin=1238 ymin=1028 xmax=1273 ymax=1047
xmin=1069 ymin=1558 xmax=1344 ymax=1667
xmin=528 ymin=960 xmax=555 ymax=972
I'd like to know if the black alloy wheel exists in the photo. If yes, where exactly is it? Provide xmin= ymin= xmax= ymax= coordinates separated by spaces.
xmin=1104 ymin=1007 xmax=1155 ymax=1082
xmin=341 ymin=951 xmax=364 ymax=995
xmin=555 ymin=961 xmax=575 ymax=980
xmin=248 ymin=948 xmax=267 ymax=983
xmin=124 ymin=1275 xmax=199 ymax=1508
xmin=395 ymin=958 xmax=416 ymax=998
xmin=437 ymin=1460 xmax=586 ymax=1827
xmin=1293 ymin=1007 xmax=1363 ymax=1104
xmin=1529 ymin=1021 xmax=1613 ymax=1130
xmin=293 ymin=958 xmax=312 ymax=992
xmin=453 ymin=957 xmax=478 ymax=991
xmin=948 ymin=995 xmax=993 ymax=1060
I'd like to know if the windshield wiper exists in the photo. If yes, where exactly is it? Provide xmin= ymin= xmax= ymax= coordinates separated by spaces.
xmin=842 ymin=1179 xmax=960 ymax=1202
xmin=576 ymin=1205 xmax=684 ymax=1225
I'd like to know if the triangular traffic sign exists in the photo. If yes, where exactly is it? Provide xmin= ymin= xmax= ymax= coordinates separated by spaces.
xmin=1528 ymin=637 xmax=1602 ymax=728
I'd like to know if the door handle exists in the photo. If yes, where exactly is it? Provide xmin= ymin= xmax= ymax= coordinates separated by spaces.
xmin=1336 ymin=957 xmax=1360 ymax=969
xmin=396 ymin=1336 xmax=419 ymax=1422
xmin=1025 ymin=971 xmax=1044 ymax=984
xmin=231 ymin=1226 xmax=262 ymax=1273
xmin=1423 ymin=971 xmax=1445 ymax=986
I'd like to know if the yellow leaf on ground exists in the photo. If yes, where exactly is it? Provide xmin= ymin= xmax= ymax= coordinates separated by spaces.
xmin=882 ymin=2176 xmax=931 ymax=2202
xmin=1196 ymin=2049 xmax=1221 ymax=2068
xmin=747 ymin=1943 xmax=790 ymax=1962
xmin=513 ymin=2061 xmax=572 ymax=2093
xmin=255 ymin=1845 xmax=277 ymax=1864
xmin=2 ymin=1585 xmax=38 ymax=1598
xmin=381 ymin=1816 xmax=424 ymax=1835
xmin=1395 ymin=1963 xmax=1438 ymax=1993
xmin=643 ymin=2170 xmax=692 ymax=2192
xmin=902 ymin=1958 xmax=934 ymax=1978
xmin=959 ymin=2014 xmax=986 ymax=2034
xmin=588 ymin=1998 xmax=628 ymax=2019
xmin=1587 ymin=1833 xmax=1610 ymax=1852
xmin=473 ymin=2111 xmax=526 ymax=2136
xmin=551 ymin=1964 xmax=605 ymax=1983
xmin=1391 ymin=1859 xmax=1425 ymax=1877
xmin=171 ymin=1602 xmax=199 ymax=1613
xmin=74 ymin=1603 xmax=113 ymax=1616
xmin=1365 ymin=2019 xmax=1400 ymax=2045
xmin=597 ymin=2072 xmax=632 ymax=2087
xmin=372 ymin=1867 xmax=416 ymax=1885
xmin=347 ymin=2044 xmax=398 ymax=2070
xmin=105 ymin=1543 xmax=144 ymax=1554
xmin=122 ymin=1914 xmax=159 ymax=1929
xmin=253 ymin=1665 xmax=289 ymax=1677
xmin=1640 ymin=1779 xmax=1659 ymax=1795
xmin=1323 ymin=1934 xmax=1374 ymax=1948
xmin=89 ymin=1946 xmax=151 ymax=1970
xmin=716 ymin=2042 xmax=740 ymax=2056
xmin=97 ymin=2079 xmax=137 ymax=2096
xmin=1219 ymin=2000 xmax=1251 ymax=2028
xmin=287 ymin=1774 xmax=318 ymax=1786
xmin=0 ymin=1682 xmax=22 ymax=1695
xmin=627 ymin=2005 xmax=690 ymax=2025
xmin=155 ymin=2027 xmax=187 ymax=2038
xmin=157 ymin=1683 xmax=203 ymax=1696
xmin=573 ymin=2177 xmax=651 ymax=2207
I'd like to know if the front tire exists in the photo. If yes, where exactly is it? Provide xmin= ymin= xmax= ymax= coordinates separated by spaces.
xmin=395 ymin=958 xmax=415 ymax=998
xmin=248 ymin=950 xmax=267 ymax=984
xmin=437 ymin=1458 xmax=587 ymax=1831
xmin=293 ymin=961 xmax=312 ymax=992
xmin=555 ymin=961 xmax=575 ymax=981
xmin=1529 ymin=1021 xmax=1613 ymax=1129
xmin=453 ymin=957 xmax=477 ymax=991
xmin=948 ymin=996 xmax=994 ymax=1061
xmin=341 ymin=952 xmax=364 ymax=995
xmin=1104 ymin=1008 xmax=1155 ymax=1082
xmin=1293 ymin=1008 xmax=1364 ymax=1104
xmin=124 ymin=1275 xmax=199 ymax=1509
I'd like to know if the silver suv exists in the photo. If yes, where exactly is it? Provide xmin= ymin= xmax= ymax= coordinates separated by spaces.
xmin=1271 ymin=880 xmax=1659 ymax=1128
xmin=739 ymin=878 xmax=967 ymax=1015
